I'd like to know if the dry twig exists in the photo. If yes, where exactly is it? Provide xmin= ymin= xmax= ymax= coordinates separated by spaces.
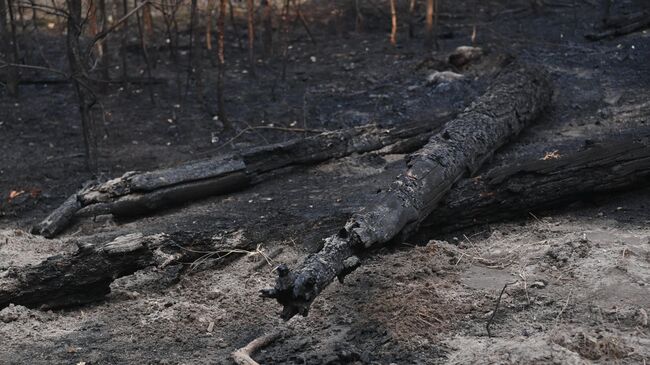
xmin=231 ymin=331 xmax=282 ymax=365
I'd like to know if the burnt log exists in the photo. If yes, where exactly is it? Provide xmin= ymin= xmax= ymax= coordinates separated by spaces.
xmin=6 ymin=129 xmax=650 ymax=310
xmin=33 ymin=118 xmax=452 ymax=238
xmin=262 ymin=64 xmax=552 ymax=319
xmin=0 ymin=231 xmax=233 ymax=309
xmin=423 ymin=128 xmax=650 ymax=231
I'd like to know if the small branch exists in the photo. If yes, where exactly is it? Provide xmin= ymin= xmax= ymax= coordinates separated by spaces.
xmin=0 ymin=61 xmax=68 ymax=78
xmin=486 ymin=281 xmax=518 ymax=338
xmin=231 ymin=331 xmax=282 ymax=365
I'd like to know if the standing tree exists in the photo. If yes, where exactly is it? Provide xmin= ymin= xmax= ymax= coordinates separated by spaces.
xmin=0 ymin=0 xmax=19 ymax=96
xmin=246 ymin=0 xmax=255 ymax=76
xmin=66 ymin=0 xmax=98 ymax=171
xmin=355 ymin=0 xmax=363 ymax=32
xmin=425 ymin=0 xmax=439 ymax=49
xmin=408 ymin=0 xmax=417 ymax=38
xmin=97 ymin=0 xmax=110 ymax=83
xmin=216 ymin=0 xmax=229 ymax=127
xmin=119 ymin=0 xmax=130 ymax=82
xmin=389 ymin=0 xmax=397 ymax=45
xmin=280 ymin=0 xmax=290 ymax=81
xmin=261 ymin=0 xmax=272 ymax=58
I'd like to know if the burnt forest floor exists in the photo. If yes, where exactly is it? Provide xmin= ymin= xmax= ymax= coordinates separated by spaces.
xmin=1 ymin=0 xmax=649 ymax=364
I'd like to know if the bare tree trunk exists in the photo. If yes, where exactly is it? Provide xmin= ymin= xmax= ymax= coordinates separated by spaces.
xmin=87 ymin=0 xmax=98 ymax=37
xmin=216 ymin=0 xmax=229 ymax=127
xmin=280 ymin=0 xmax=290 ymax=82
xmin=228 ymin=0 xmax=243 ymax=50
xmin=389 ymin=0 xmax=397 ymax=45
xmin=66 ymin=0 xmax=98 ymax=172
xmin=186 ymin=0 xmax=198 ymax=94
xmin=292 ymin=0 xmax=315 ymax=44
xmin=160 ymin=0 xmax=175 ymax=61
xmin=0 ymin=0 xmax=18 ymax=96
xmin=408 ymin=0 xmax=416 ymax=38
xmin=136 ymin=0 xmax=154 ymax=103
xmin=261 ymin=0 xmax=272 ymax=58
xmin=246 ymin=0 xmax=255 ymax=76
xmin=355 ymin=0 xmax=363 ymax=32
xmin=120 ymin=0 xmax=129 ymax=82
xmin=97 ymin=0 xmax=110 ymax=84
xmin=142 ymin=1 xmax=153 ymax=38
xmin=425 ymin=0 xmax=438 ymax=48
xmin=206 ymin=0 xmax=214 ymax=51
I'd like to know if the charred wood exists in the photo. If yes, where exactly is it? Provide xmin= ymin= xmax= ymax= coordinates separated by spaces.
xmin=33 ymin=119 xmax=451 ymax=238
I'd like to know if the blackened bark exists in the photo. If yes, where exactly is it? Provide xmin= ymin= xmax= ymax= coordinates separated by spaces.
xmin=423 ymin=128 xmax=650 ymax=231
xmin=33 ymin=118 xmax=452 ymax=238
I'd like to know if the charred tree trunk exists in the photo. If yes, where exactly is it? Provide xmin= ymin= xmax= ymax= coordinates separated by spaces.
xmin=66 ymin=0 xmax=98 ymax=172
xmin=216 ymin=0 xmax=228 ymax=125
xmin=408 ymin=0 xmax=416 ymax=38
xmin=280 ymin=0 xmax=290 ymax=82
xmin=0 ymin=0 xmax=19 ymax=96
xmin=186 ymin=0 xmax=198 ymax=94
xmin=261 ymin=0 xmax=272 ymax=58
xmin=246 ymin=0 xmax=255 ymax=76
xmin=292 ymin=0 xmax=315 ymax=45
xmin=142 ymin=1 xmax=153 ymax=38
xmin=33 ymin=117 xmax=453 ymax=238
xmin=136 ymin=0 xmax=155 ymax=103
xmin=206 ymin=0 xmax=214 ymax=52
xmin=119 ymin=0 xmax=130 ymax=82
xmin=262 ymin=64 xmax=552 ymax=319
xmin=355 ymin=0 xmax=363 ymax=33
xmin=228 ymin=0 xmax=243 ymax=50
xmin=97 ymin=0 xmax=110 ymax=84
xmin=424 ymin=0 xmax=438 ymax=49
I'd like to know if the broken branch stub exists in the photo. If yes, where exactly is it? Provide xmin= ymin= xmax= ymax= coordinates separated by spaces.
xmin=262 ymin=64 xmax=552 ymax=319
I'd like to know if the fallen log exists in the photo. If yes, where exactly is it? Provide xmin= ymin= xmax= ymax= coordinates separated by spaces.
xmin=5 ymin=129 xmax=650 ymax=310
xmin=262 ymin=64 xmax=553 ymax=319
xmin=422 ymin=128 xmax=650 ymax=231
xmin=0 ymin=231 xmax=234 ymax=309
xmin=32 ymin=118 xmax=451 ymax=238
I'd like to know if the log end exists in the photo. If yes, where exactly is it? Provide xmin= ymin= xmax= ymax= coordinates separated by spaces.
xmin=260 ymin=264 xmax=312 ymax=320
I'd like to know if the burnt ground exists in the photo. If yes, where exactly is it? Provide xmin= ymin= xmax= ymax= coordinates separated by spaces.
xmin=1 ymin=0 xmax=649 ymax=363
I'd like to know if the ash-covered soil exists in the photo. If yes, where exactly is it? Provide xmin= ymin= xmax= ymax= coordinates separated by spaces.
xmin=1 ymin=0 xmax=649 ymax=363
